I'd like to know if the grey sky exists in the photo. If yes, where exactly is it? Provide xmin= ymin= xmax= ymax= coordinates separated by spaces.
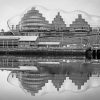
xmin=0 ymin=0 xmax=100 ymax=31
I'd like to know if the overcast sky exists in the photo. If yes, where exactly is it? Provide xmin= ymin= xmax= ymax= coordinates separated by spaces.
xmin=0 ymin=0 xmax=100 ymax=31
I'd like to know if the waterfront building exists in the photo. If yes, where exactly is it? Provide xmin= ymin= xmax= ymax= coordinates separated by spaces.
xmin=52 ymin=12 xmax=67 ymax=31
xmin=0 ymin=36 xmax=19 ymax=49
xmin=0 ymin=36 xmax=38 ymax=49
xmin=20 ymin=7 xmax=50 ymax=36
xmin=36 ymin=36 xmax=86 ymax=48
xmin=18 ymin=36 xmax=38 ymax=48
xmin=0 ymin=7 xmax=97 ymax=50
xmin=70 ymin=14 xmax=91 ymax=34
xmin=1 ymin=56 xmax=100 ymax=95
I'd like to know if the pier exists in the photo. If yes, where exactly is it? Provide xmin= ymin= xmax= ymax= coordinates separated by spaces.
xmin=0 ymin=47 xmax=85 ymax=56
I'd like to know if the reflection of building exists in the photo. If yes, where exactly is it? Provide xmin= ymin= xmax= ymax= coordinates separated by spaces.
xmin=69 ymin=73 xmax=90 ymax=89
xmin=52 ymin=74 xmax=66 ymax=91
xmin=0 ymin=56 xmax=19 ymax=68
xmin=7 ymin=64 xmax=92 ymax=95
xmin=1 ymin=56 xmax=100 ymax=95
xmin=17 ymin=71 xmax=50 ymax=96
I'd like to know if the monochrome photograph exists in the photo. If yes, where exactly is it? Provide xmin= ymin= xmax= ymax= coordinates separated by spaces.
xmin=0 ymin=0 xmax=100 ymax=100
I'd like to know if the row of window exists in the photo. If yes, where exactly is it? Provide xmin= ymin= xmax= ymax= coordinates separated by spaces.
xmin=23 ymin=13 xmax=42 ymax=18
xmin=0 ymin=45 xmax=18 ymax=48
xmin=20 ymin=27 xmax=90 ymax=32
xmin=21 ymin=28 xmax=49 ymax=31
xmin=0 ymin=42 xmax=18 ymax=45
xmin=72 ymin=27 xmax=90 ymax=29
xmin=22 ymin=20 xmax=46 ymax=23
xmin=22 ymin=23 xmax=48 ymax=27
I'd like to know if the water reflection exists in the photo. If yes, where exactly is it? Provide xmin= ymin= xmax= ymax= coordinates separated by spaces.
xmin=0 ymin=56 xmax=100 ymax=96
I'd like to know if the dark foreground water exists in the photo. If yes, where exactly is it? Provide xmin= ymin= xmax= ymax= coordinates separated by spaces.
xmin=0 ymin=55 xmax=100 ymax=100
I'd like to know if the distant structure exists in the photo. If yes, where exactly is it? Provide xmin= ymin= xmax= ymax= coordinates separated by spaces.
xmin=52 ymin=12 xmax=67 ymax=31
xmin=9 ymin=7 xmax=92 ymax=36
xmin=0 ymin=7 xmax=99 ymax=50
xmin=3 ymin=56 xmax=100 ymax=94
xmin=20 ymin=7 xmax=50 ymax=36
xmin=70 ymin=14 xmax=91 ymax=33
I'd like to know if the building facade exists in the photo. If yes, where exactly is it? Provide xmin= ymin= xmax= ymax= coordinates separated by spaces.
xmin=70 ymin=14 xmax=91 ymax=33
xmin=52 ymin=12 xmax=67 ymax=31
xmin=20 ymin=7 xmax=51 ymax=36
xmin=14 ymin=7 xmax=92 ymax=36
xmin=0 ymin=7 xmax=98 ymax=50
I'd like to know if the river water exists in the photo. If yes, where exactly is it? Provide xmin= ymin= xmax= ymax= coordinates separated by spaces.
xmin=0 ymin=55 xmax=100 ymax=100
